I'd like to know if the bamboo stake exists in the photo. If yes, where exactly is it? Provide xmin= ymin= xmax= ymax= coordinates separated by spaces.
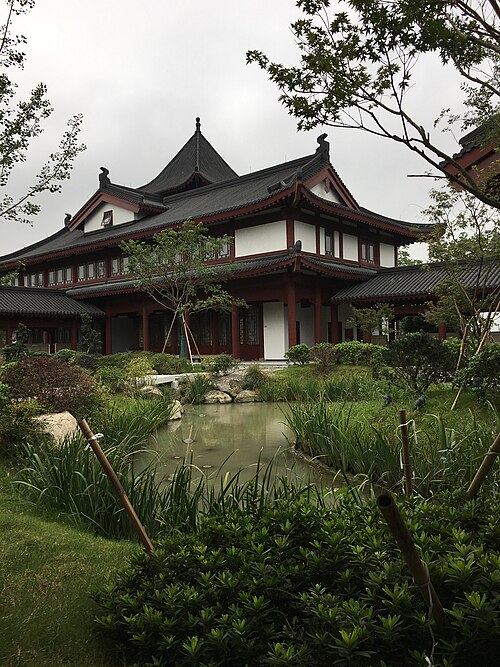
xmin=399 ymin=410 xmax=413 ymax=496
xmin=465 ymin=433 xmax=500 ymax=500
xmin=77 ymin=419 xmax=154 ymax=553
xmin=377 ymin=493 xmax=447 ymax=626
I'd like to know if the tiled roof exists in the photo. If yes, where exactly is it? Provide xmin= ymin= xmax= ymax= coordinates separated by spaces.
xmin=140 ymin=119 xmax=238 ymax=195
xmin=332 ymin=261 xmax=500 ymax=303
xmin=0 ymin=287 xmax=105 ymax=317
xmin=0 ymin=135 xmax=433 ymax=269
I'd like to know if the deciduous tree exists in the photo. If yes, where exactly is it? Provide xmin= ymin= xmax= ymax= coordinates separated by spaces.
xmin=0 ymin=0 xmax=85 ymax=225
xmin=247 ymin=0 xmax=499 ymax=207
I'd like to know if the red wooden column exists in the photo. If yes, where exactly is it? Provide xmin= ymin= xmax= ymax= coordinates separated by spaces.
xmin=105 ymin=309 xmax=112 ymax=355
xmin=287 ymin=278 xmax=297 ymax=348
xmin=438 ymin=322 xmax=447 ymax=340
xmin=314 ymin=285 xmax=322 ymax=344
xmin=231 ymin=304 xmax=240 ymax=359
xmin=142 ymin=302 xmax=150 ymax=351
xmin=330 ymin=304 xmax=339 ymax=344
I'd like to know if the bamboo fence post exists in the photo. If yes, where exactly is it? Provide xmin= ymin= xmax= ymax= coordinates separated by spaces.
xmin=399 ymin=410 xmax=413 ymax=496
xmin=77 ymin=419 xmax=154 ymax=554
xmin=465 ymin=433 xmax=500 ymax=500
xmin=377 ymin=493 xmax=447 ymax=626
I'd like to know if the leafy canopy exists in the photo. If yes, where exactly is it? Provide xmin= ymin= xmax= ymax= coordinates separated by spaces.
xmin=247 ymin=0 xmax=499 ymax=208
xmin=0 ymin=0 xmax=85 ymax=225
xmin=121 ymin=220 xmax=243 ymax=319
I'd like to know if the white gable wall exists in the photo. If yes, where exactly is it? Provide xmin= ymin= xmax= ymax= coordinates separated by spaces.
xmin=84 ymin=203 xmax=133 ymax=233
xmin=294 ymin=221 xmax=316 ymax=253
xmin=380 ymin=242 xmax=395 ymax=267
xmin=310 ymin=181 xmax=341 ymax=204
xmin=235 ymin=220 xmax=286 ymax=257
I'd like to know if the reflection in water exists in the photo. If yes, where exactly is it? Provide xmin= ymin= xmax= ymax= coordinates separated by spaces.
xmin=141 ymin=403 xmax=335 ymax=488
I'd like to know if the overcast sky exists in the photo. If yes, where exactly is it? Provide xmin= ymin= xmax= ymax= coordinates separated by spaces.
xmin=0 ymin=0 xmax=465 ymax=258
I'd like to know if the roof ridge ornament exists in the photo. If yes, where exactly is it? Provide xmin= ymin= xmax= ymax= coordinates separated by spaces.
xmin=316 ymin=133 xmax=330 ymax=160
xmin=64 ymin=213 xmax=72 ymax=227
xmin=99 ymin=167 xmax=111 ymax=188
xmin=195 ymin=117 xmax=201 ymax=172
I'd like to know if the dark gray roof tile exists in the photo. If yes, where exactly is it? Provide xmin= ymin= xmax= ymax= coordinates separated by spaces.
xmin=0 ymin=287 xmax=105 ymax=317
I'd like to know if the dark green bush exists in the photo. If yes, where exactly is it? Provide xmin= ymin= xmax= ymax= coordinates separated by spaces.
xmin=94 ymin=366 xmax=130 ymax=394
xmin=0 ymin=401 xmax=53 ymax=459
xmin=284 ymin=343 xmax=311 ymax=365
xmin=94 ymin=493 xmax=500 ymax=666
xmin=334 ymin=341 xmax=386 ymax=366
xmin=54 ymin=348 xmax=78 ymax=362
xmin=204 ymin=353 xmax=239 ymax=376
xmin=71 ymin=352 xmax=100 ymax=372
xmin=457 ymin=343 xmax=500 ymax=395
xmin=310 ymin=342 xmax=338 ymax=369
xmin=242 ymin=364 xmax=267 ymax=390
xmin=384 ymin=333 xmax=455 ymax=394
xmin=149 ymin=353 xmax=190 ymax=375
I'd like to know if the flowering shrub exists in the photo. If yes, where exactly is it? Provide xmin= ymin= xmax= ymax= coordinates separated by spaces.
xmin=2 ymin=357 xmax=101 ymax=417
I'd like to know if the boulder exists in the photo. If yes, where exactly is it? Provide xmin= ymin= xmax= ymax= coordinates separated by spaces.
xmin=203 ymin=390 xmax=233 ymax=404
xmin=234 ymin=390 xmax=261 ymax=403
xmin=213 ymin=377 xmax=243 ymax=398
xmin=34 ymin=411 xmax=78 ymax=444
xmin=170 ymin=400 xmax=183 ymax=420
xmin=139 ymin=385 xmax=162 ymax=397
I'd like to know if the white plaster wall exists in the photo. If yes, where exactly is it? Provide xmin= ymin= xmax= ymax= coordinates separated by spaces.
xmin=234 ymin=220 xmax=286 ymax=257
xmin=84 ymin=203 xmax=133 ymax=233
xmin=310 ymin=181 xmax=341 ymax=203
xmin=297 ymin=304 xmax=314 ymax=346
xmin=334 ymin=231 xmax=340 ymax=257
xmin=319 ymin=227 xmax=325 ymax=254
xmin=338 ymin=304 xmax=357 ymax=341
xmin=263 ymin=302 xmax=287 ymax=359
xmin=343 ymin=233 xmax=358 ymax=261
xmin=294 ymin=221 xmax=316 ymax=253
xmin=112 ymin=315 xmax=136 ymax=353
xmin=380 ymin=242 xmax=395 ymax=267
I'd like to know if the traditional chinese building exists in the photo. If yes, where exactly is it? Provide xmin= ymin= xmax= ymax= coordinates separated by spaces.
xmin=0 ymin=119 xmax=436 ymax=359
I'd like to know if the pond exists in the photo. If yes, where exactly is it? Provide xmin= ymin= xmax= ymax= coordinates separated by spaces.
xmin=143 ymin=402 xmax=336 ymax=488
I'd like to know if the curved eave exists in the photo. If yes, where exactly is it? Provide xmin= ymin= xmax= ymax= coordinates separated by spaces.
xmin=333 ymin=292 xmax=437 ymax=305
xmin=300 ymin=189 xmax=432 ymax=239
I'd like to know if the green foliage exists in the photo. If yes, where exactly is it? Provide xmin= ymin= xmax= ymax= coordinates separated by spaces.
xmin=2 ymin=357 xmax=101 ymax=418
xmin=399 ymin=315 xmax=436 ymax=335
xmin=398 ymin=247 xmax=423 ymax=266
xmin=242 ymin=364 xmax=267 ymax=390
xmin=310 ymin=342 xmax=338 ymax=370
xmin=77 ymin=313 xmax=102 ymax=355
xmin=0 ymin=1 xmax=85 ymax=224
xmin=348 ymin=303 xmax=394 ymax=335
xmin=54 ymin=348 xmax=78 ymax=362
xmin=0 ymin=401 xmax=53 ymax=460
xmin=284 ymin=343 xmax=311 ymax=365
xmin=94 ymin=366 xmax=130 ymax=394
xmin=204 ymin=353 xmax=239 ymax=377
xmin=457 ymin=343 xmax=500 ymax=396
xmin=384 ymin=333 xmax=455 ymax=394
xmin=14 ymin=399 xmax=175 ymax=539
xmin=284 ymin=399 xmax=499 ymax=495
xmin=247 ymin=1 xmax=499 ymax=207
xmin=2 ymin=323 xmax=29 ymax=361
xmin=180 ymin=374 xmax=215 ymax=404
xmin=0 ymin=382 xmax=9 ymax=413
xmin=94 ymin=493 xmax=500 ymax=665
xmin=334 ymin=341 xmax=386 ymax=366
xmin=148 ymin=353 xmax=190 ymax=375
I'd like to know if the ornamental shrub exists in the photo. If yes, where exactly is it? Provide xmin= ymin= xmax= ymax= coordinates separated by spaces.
xmin=334 ymin=341 xmax=386 ymax=366
xmin=149 ymin=353 xmax=190 ymax=375
xmin=284 ymin=343 xmax=311 ymax=365
xmin=310 ymin=342 xmax=338 ymax=369
xmin=456 ymin=343 xmax=500 ymax=395
xmin=384 ymin=332 xmax=455 ymax=394
xmin=0 ymin=401 xmax=53 ymax=459
xmin=242 ymin=364 xmax=267 ymax=390
xmin=204 ymin=353 xmax=239 ymax=376
xmin=94 ymin=492 xmax=500 ymax=666
xmin=2 ymin=357 xmax=101 ymax=417
xmin=94 ymin=366 xmax=130 ymax=394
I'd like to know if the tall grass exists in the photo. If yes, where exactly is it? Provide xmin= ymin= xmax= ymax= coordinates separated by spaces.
xmin=283 ymin=398 xmax=500 ymax=496
xmin=258 ymin=373 xmax=389 ymax=402
xmin=13 ymin=395 xmax=320 ymax=540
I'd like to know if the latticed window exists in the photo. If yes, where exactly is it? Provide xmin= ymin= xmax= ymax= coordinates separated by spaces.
xmin=361 ymin=241 xmax=376 ymax=264
xmin=240 ymin=305 xmax=259 ymax=345
xmin=218 ymin=312 xmax=231 ymax=346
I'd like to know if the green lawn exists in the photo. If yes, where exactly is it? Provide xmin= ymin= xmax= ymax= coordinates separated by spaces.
xmin=0 ymin=464 xmax=139 ymax=667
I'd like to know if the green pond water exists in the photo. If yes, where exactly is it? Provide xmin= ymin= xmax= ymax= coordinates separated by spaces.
xmin=144 ymin=402 xmax=335 ymax=488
